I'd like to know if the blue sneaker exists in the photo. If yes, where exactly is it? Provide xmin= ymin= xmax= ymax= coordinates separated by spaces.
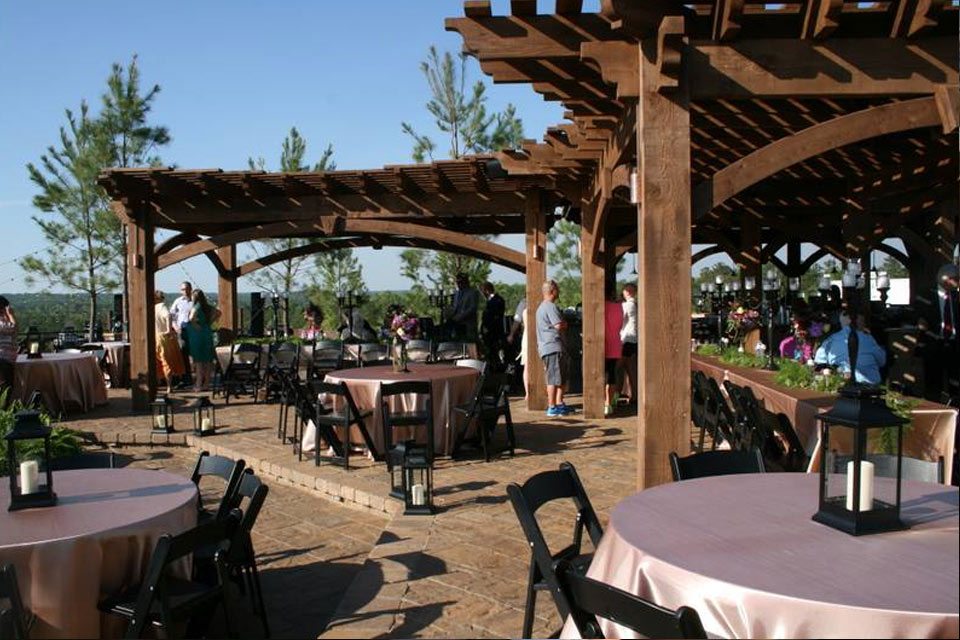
xmin=546 ymin=406 xmax=561 ymax=417
xmin=556 ymin=403 xmax=575 ymax=415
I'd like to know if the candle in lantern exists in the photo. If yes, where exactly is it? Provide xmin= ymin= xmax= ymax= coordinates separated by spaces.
xmin=846 ymin=460 xmax=875 ymax=511
xmin=201 ymin=417 xmax=213 ymax=432
xmin=765 ymin=269 xmax=776 ymax=281
xmin=20 ymin=460 xmax=39 ymax=495
xmin=411 ymin=483 xmax=425 ymax=506
xmin=877 ymin=273 xmax=891 ymax=290
xmin=29 ymin=342 xmax=39 ymax=355
xmin=744 ymin=276 xmax=756 ymax=291
xmin=715 ymin=275 xmax=723 ymax=286
xmin=789 ymin=277 xmax=800 ymax=291
xmin=818 ymin=275 xmax=832 ymax=291
xmin=847 ymin=260 xmax=862 ymax=276
xmin=155 ymin=414 xmax=167 ymax=430
xmin=842 ymin=272 xmax=857 ymax=288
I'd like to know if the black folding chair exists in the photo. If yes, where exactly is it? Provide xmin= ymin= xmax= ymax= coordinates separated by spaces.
xmin=669 ymin=448 xmax=765 ymax=481
xmin=701 ymin=377 xmax=737 ymax=449
xmin=310 ymin=381 xmax=379 ymax=468
xmin=190 ymin=451 xmax=247 ymax=522
xmin=691 ymin=371 xmax=710 ymax=452
xmin=404 ymin=340 xmax=432 ymax=363
xmin=194 ymin=472 xmax=271 ymax=638
xmin=452 ymin=371 xmax=516 ymax=461
xmin=760 ymin=410 xmax=809 ymax=472
xmin=222 ymin=344 xmax=263 ymax=405
xmin=434 ymin=341 xmax=470 ymax=363
xmin=0 ymin=564 xmax=33 ymax=640
xmin=264 ymin=342 xmax=300 ymax=403
xmin=99 ymin=513 xmax=239 ymax=639
xmin=381 ymin=380 xmax=433 ymax=494
xmin=44 ymin=451 xmax=117 ymax=471
xmin=359 ymin=343 xmax=389 ymax=367
xmin=830 ymin=452 xmax=946 ymax=484
xmin=507 ymin=462 xmax=603 ymax=639
xmin=555 ymin=559 xmax=707 ymax=639
xmin=309 ymin=340 xmax=343 ymax=379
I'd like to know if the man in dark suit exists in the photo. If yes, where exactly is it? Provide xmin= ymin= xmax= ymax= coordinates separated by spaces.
xmin=480 ymin=281 xmax=506 ymax=372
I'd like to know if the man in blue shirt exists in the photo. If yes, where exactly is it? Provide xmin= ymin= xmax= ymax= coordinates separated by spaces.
xmin=536 ymin=279 xmax=573 ymax=416
xmin=814 ymin=312 xmax=887 ymax=384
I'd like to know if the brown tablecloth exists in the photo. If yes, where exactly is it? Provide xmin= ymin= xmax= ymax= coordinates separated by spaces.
xmin=692 ymin=354 xmax=957 ymax=480
xmin=90 ymin=341 xmax=129 ymax=388
xmin=0 ymin=468 xmax=198 ymax=639
xmin=302 ymin=364 xmax=479 ymax=456
xmin=562 ymin=474 xmax=959 ymax=639
xmin=13 ymin=353 xmax=108 ymax=415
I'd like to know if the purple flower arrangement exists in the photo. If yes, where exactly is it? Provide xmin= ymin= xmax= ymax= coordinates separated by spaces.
xmin=390 ymin=312 xmax=419 ymax=342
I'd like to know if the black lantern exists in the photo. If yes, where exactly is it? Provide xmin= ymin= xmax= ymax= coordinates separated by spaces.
xmin=150 ymin=396 xmax=174 ymax=434
xmin=24 ymin=326 xmax=42 ymax=359
xmin=402 ymin=444 xmax=434 ymax=515
xmin=813 ymin=381 xmax=908 ymax=535
xmin=387 ymin=440 xmax=409 ymax=500
xmin=192 ymin=396 xmax=216 ymax=437
xmin=6 ymin=411 xmax=57 ymax=511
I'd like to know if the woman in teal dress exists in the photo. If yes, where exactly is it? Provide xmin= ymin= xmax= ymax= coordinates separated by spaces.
xmin=186 ymin=289 xmax=220 ymax=391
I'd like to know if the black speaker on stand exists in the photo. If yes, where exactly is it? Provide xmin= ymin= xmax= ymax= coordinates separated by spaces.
xmin=250 ymin=292 xmax=265 ymax=338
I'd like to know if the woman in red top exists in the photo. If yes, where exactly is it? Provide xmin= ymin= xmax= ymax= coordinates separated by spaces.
xmin=604 ymin=282 xmax=624 ymax=417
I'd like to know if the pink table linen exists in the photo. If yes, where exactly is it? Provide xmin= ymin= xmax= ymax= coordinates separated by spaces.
xmin=302 ymin=364 xmax=479 ymax=457
xmin=692 ymin=354 xmax=957 ymax=480
xmin=13 ymin=353 xmax=108 ymax=415
xmin=0 ymin=468 xmax=198 ymax=639
xmin=90 ymin=341 xmax=130 ymax=388
xmin=563 ymin=473 xmax=959 ymax=639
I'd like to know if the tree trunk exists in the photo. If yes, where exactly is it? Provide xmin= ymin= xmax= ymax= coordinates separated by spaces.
xmin=88 ymin=291 xmax=97 ymax=343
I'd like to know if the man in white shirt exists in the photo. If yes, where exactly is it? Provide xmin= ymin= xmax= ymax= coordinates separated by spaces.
xmin=168 ymin=281 xmax=194 ymax=387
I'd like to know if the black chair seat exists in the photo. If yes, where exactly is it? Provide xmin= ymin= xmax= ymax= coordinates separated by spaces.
xmin=316 ymin=408 xmax=373 ymax=422
xmin=385 ymin=410 xmax=431 ymax=426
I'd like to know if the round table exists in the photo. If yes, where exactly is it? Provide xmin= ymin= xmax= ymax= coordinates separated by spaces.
xmin=89 ymin=341 xmax=130 ymax=388
xmin=13 ymin=353 xmax=108 ymax=415
xmin=0 ymin=468 xmax=198 ymax=639
xmin=303 ymin=364 xmax=480 ymax=457
xmin=567 ymin=474 xmax=959 ymax=639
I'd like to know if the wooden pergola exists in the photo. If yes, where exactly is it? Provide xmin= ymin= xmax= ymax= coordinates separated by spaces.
xmin=102 ymin=0 xmax=958 ymax=489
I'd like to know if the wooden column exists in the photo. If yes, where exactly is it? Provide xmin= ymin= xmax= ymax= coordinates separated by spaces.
xmin=786 ymin=241 xmax=802 ymax=277
xmin=738 ymin=222 xmax=762 ymax=283
xmin=580 ymin=203 xmax=606 ymax=419
xmin=217 ymin=245 xmax=238 ymax=332
xmin=636 ymin=24 xmax=692 ymax=489
xmin=525 ymin=190 xmax=548 ymax=411
xmin=127 ymin=210 xmax=157 ymax=410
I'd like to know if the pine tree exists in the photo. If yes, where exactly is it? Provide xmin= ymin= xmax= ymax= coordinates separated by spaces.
xmin=22 ymin=103 xmax=118 ymax=341
xmin=312 ymin=249 xmax=365 ymax=331
xmin=246 ymin=127 xmax=335 ymax=297
xmin=400 ymin=46 xmax=524 ymax=288
xmin=98 ymin=55 xmax=170 ymax=331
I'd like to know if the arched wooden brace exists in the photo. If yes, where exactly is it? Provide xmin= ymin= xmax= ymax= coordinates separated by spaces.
xmin=158 ymin=219 xmax=525 ymax=273
xmin=692 ymin=96 xmax=944 ymax=221
xmin=156 ymin=232 xmax=200 ymax=257
xmin=691 ymin=244 xmax=729 ymax=266
xmin=237 ymin=233 xmax=526 ymax=277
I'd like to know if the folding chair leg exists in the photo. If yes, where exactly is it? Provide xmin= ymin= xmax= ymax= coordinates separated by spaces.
xmin=248 ymin=562 xmax=270 ymax=638
xmin=522 ymin=559 xmax=538 ymax=640
xmin=504 ymin=408 xmax=516 ymax=457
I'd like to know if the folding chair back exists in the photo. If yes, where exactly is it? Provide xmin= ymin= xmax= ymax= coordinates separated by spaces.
xmin=223 ymin=344 xmax=263 ymax=404
xmin=190 ymin=451 xmax=247 ymax=521
xmin=0 ymin=564 xmax=29 ymax=640
xmin=404 ymin=340 xmax=432 ymax=363
xmin=359 ymin=343 xmax=389 ymax=366
xmin=381 ymin=380 xmax=434 ymax=469
xmin=669 ymin=448 xmax=765 ymax=481
xmin=435 ymin=342 xmax=469 ymax=362
xmin=507 ymin=462 xmax=603 ymax=639
xmin=310 ymin=340 xmax=343 ymax=377
xmin=311 ymin=380 xmax=379 ymax=467
xmin=555 ymin=559 xmax=707 ymax=639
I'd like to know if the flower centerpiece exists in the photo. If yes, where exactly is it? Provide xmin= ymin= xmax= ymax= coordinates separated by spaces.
xmin=389 ymin=310 xmax=419 ymax=373
xmin=725 ymin=305 xmax=760 ymax=349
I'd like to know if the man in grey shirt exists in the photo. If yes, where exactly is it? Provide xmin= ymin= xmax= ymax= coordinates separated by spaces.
xmin=536 ymin=279 xmax=573 ymax=416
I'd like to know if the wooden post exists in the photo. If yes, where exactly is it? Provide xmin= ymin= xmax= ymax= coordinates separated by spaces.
xmin=217 ymin=245 xmax=238 ymax=332
xmin=636 ymin=25 xmax=692 ymax=489
xmin=580 ymin=203 xmax=606 ymax=419
xmin=127 ymin=210 xmax=157 ymax=410
xmin=525 ymin=190 xmax=548 ymax=411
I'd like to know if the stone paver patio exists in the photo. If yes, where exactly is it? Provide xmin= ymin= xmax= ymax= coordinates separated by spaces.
xmin=61 ymin=386 xmax=646 ymax=638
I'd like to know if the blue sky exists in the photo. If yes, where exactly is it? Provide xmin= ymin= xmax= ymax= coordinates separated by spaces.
xmin=1 ymin=1 xmax=606 ymax=294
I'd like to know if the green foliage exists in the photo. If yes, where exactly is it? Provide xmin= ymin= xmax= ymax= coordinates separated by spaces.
xmin=773 ymin=359 xmax=815 ymax=389
xmin=399 ymin=248 xmax=492 ymax=293
xmin=877 ymin=391 xmax=918 ymax=454
xmin=310 ymin=248 xmax=366 ymax=331
xmin=0 ymin=389 xmax=84 ymax=476
xmin=877 ymin=255 xmax=909 ymax=279
xmin=718 ymin=348 xmax=768 ymax=369
xmin=695 ymin=343 xmax=723 ymax=357
xmin=245 ymin=127 xmax=336 ymax=298
xmin=549 ymin=219 xmax=582 ymax=282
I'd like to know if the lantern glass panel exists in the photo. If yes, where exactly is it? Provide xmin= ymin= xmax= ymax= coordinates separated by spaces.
xmin=6 ymin=411 xmax=57 ymax=510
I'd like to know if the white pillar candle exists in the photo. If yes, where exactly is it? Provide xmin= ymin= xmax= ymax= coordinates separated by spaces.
xmin=155 ymin=415 xmax=167 ymax=430
xmin=29 ymin=342 xmax=39 ymax=355
xmin=846 ymin=460 xmax=875 ymax=511
xmin=411 ymin=483 xmax=425 ymax=506
xmin=20 ymin=460 xmax=39 ymax=494
xmin=201 ymin=417 xmax=213 ymax=432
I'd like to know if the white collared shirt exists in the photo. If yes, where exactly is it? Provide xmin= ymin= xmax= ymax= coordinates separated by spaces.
xmin=169 ymin=295 xmax=193 ymax=328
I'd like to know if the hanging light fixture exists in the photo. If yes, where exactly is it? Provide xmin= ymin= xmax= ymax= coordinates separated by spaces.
xmin=629 ymin=166 xmax=639 ymax=205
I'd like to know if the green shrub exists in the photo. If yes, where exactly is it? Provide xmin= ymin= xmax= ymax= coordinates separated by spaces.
xmin=0 ymin=389 xmax=84 ymax=476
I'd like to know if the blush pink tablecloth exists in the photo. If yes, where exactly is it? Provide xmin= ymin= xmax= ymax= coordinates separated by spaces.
xmin=13 ymin=353 xmax=109 ymax=416
xmin=692 ymin=354 xmax=957 ymax=480
xmin=563 ymin=473 xmax=959 ymax=639
xmin=0 ymin=468 xmax=198 ymax=639
xmin=302 ymin=364 xmax=479 ymax=457
xmin=89 ymin=341 xmax=130 ymax=388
